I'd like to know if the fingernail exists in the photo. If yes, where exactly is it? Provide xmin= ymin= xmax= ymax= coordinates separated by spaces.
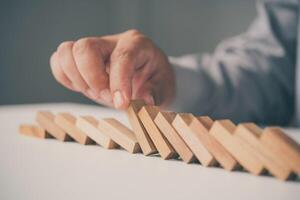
xmin=113 ymin=90 xmax=124 ymax=109
xmin=99 ymin=89 xmax=112 ymax=103
xmin=86 ymin=89 xmax=99 ymax=99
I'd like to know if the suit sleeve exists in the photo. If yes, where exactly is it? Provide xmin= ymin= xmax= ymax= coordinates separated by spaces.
xmin=169 ymin=0 xmax=298 ymax=125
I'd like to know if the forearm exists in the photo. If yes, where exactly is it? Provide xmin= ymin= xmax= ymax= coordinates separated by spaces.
xmin=168 ymin=1 xmax=297 ymax=125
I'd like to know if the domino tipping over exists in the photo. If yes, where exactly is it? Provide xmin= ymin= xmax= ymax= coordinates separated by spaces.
xmin=127 ymin=100 xmax=157 ymax=155
xmin=76 ymin=116 xmax=119 ymax=149
xmin=98 ymin=118 xmax=141 ymax=153
xmin=138 ymin=105 xmax=177 ymax=159
xmin=55 ymin=113 xmax=94 ymax=145
xmin=172 ymin=114 xmax=216 ymax=166
xmin=154 ymin=111 xmax=196 ymax=163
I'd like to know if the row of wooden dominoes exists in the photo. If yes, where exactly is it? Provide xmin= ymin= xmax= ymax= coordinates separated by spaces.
xmin=19 ymin=100 xmax=300 ymax=181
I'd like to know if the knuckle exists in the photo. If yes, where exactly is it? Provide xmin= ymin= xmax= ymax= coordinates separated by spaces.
xmin=73 ymin=38 xmax=98 ymax=56
xmin=57 ymin=41 xmax=73 ymax=53
xmin=113 ymin=46 xmax=135 ymax=61
xmin=132 ymin=35 xmax=151 ymax=47
xmin=126 ymin=29 xmax=141 ymax=36
xmin=125 ymin=29 xmax=149 ymax=45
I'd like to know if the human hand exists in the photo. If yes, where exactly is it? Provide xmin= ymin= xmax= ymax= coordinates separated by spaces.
xmin=50 ymin=29 xmax=175 ymax=109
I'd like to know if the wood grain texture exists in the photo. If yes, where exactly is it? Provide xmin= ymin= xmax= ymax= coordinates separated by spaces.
xmin=76 ymin=116 xmax=118 ymax=149
xmin=98 ymin=118 xmax=141 ymax=153
xmin=55 ymin=113 xmax=93 ymax=145
xmin=172 ymin=114 xmax=216 ymax=166
xmin=154 ymin=111 xmax=195 ymax=163
xmin=189 ymin=116 xmax=238 ymax=168
xmin=138 ymin=106 xmax=177 ymax=159
xmin=209 ymin=120 xmax=239 ymax=171
xmin=261 ymin=127 xmax=300 ymax=174
xmin=235 ymin=123 xmax=294 ymax=180
xmin=208 ymin=121 xmax=264 ymax=175
xmin=19 ymin=124 xmax=50 ymax=138
xmin=36 ymin=111 xmax=69 ymax=141
xmin=127 ymin=100 xmax=157 ymax=155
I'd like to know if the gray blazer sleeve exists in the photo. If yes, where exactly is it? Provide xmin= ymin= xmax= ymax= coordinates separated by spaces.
xmin=169 ymin=0 xmax=298 ymax=125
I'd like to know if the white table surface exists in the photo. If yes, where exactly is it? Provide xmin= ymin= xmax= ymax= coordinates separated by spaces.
xmin=0 ymin=103 xmax=299 ymax=200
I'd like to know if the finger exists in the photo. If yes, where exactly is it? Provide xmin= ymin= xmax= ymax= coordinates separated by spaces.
xmin=133 ymin=82 xmax=155 ymax=106
xmin=82 ymin=90 xmax=114 ymax=107
xmin=56 ymin=41 xmax=89 ymax=93
xmin=72 ymin=37 xmax=111 ymax=102
xmin=131 ymin=62 xmax=156 ymax=100
xmin=50 ymin=51 xmax=78 ymax=91
xmin=110 ymin=31 xmax=152 ymax=109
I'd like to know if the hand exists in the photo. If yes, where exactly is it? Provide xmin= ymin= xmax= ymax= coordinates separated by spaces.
xmin=50 ymin=29 xmax=175 ymax=109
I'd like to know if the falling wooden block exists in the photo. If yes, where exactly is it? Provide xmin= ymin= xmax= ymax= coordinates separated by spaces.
xmin=235 ymin=123 xmax=294 ymax=180
xmin=55 ymin=113 xmax=93 ymax=145
xmin=209 ymin=120 xmax=239 ymax=171
xmin=208 ymin=120 xmax=264 ymax=175
xmin=127 ymin=100 xmax=157 ymax=155
xmin=19 ymin=124 xmax=51 ymax=138
xmin=76 ymin=116 xmax=118 ymax=149
xmin=154 ymin=111 xmax=195 ymax=163
xmin=189 ymin=116 xmax=239 ymax=169
xmin=36 ymin=111 xmax=69 ymax=141
xmin=138 ymin=106 xmax=177 ymax=159
xmin=261 ymin=127 xmax=300 ymax=175
xmin=98 ymin=118 xmax=141 ymax=153
xmin=172 ymin=114 xmax=216 ymax=166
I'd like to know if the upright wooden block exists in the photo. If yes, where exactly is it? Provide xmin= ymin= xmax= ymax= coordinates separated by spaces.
xmin=98 ymin=118 xmax=141 ymax=153
xmin=208 ymin=120 xmax=264 ymax=175
xmin=209 ymin=120 xmax=239 ymax=171
xmin=19 ymin=124 xmax=50 ymax=138
xmin=127 ymin=100 xmax=157 ymax=155
xmin=76 ymin=116 xmax=118 ymax=149
xmin=261 ymin=127 xmax=300 ymax=174
xmin=154 ymin=112 xmax=195 ymax=163
xmin=235 ymin=123 xmax=294 ymax=180
xmin=36 ymin=111 xmax=69 ymax=141
xmin=55 ymin=113 xmax=93 ymax=145
xmin=172 ymin=114 xmax=216 ymax=166
xmin=138 ymin=106 xmax=177 ymax=159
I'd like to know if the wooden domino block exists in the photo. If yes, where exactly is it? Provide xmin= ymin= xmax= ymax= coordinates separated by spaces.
xmin=138 ymin=106 xmax=177 ymax=159
xmin=172 ymin=114 xmax=216 ymax=166
xmin=207 ymin=120 xmax=264 ymax=175
xmin=98 ymin=118 xmax=141 ymax=153
xmin=76 ymin=116 xmax=118 ymax=149
xmin=261 ymin=127 xmax=300 ymax=174
xmin=127 ymin=100 xmax=157 ymax=155
xmin=154 ymin=111 xmax=195 ymax=163
xmin=36 ymin=111 xmax=69 ymax=141
xmin=55 ymin=113 xmax=93 ymax=145
xmin=19 ymin=124 xmax=50 ymax=138
xmin=189 ymin=116 xmax=240 ymax=169
xmin=209 ymin=120 xmax=239 ymax=171
xmin=235 ymin=123 xmax=294 ymax=180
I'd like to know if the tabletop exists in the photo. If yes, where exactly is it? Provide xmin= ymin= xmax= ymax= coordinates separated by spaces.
xmin=0 ymin=103 xmax=299 ymax=200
